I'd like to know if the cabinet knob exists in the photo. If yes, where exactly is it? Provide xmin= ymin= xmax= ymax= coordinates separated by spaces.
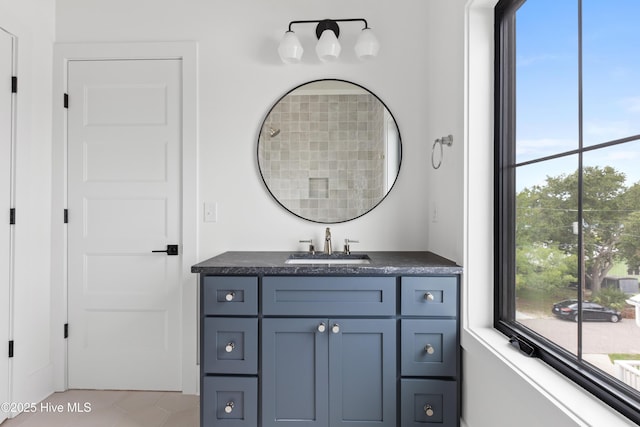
xmin=317 ymin=322 xmax=326 ymax=333
xmin=225 ymin=342 xmax=235 ymax=353
xmin=331 ymin=323 xmax=340 ymax=334
xmin=225 ymin=292 xmax=235 ymax=302
xmin=424 ymin=404 xmax=434 ymax=417
xmin=424 ymin=344 xmax=435 ymax=354
xmin=224 ymin=401 xmax=234 ymax=414
xmin=424 ymin=292 xmax=435 ymax=301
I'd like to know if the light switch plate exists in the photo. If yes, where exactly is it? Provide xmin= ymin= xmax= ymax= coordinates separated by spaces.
xmin=204 ymin=202 xmax=217 ymax=223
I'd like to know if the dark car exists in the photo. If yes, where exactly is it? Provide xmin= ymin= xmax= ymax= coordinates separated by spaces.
xmin=552 ymin=299 xmax=621 ymax=323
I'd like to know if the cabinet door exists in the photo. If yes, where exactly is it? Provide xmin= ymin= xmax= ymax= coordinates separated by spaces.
xmin=262 ymin=318 xmax=329 ymax=427
xmin=202 ymin=376 xmax=257 ymax=427
xmin=329 ymin=319 xmax=397 ymax=427
xmin=401 ymin=319 xmax=457 ymax=377
xmin=202 ymin=317 xmax=258 ymax=374
xmin=202 ymin=276 xmax=258 ymax=315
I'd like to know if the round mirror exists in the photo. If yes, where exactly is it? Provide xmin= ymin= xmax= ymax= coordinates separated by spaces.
xmin=257 ymin=79 xmax=402 ymax=223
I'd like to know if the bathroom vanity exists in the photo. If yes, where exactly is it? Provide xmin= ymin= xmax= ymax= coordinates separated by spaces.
xmin=192 ymin=251 xmax=462 ymax=427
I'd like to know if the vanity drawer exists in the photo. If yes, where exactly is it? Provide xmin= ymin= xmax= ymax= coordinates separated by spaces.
xmin=203 ymin=318 xmax=258 ymax=374
xmin=401 ymin=319 xmax=457 ymax=377
xmin=401 ymin=379 xmax=457 ymax=427
xmin=401 ymin=276 xmax=457 ymax=317
xmin=202 ymin=276 xmax=258 ymax=315
xmin=262 ymin=276 xmax=396 ymax=316
xmin=202 ymin=376 xmax=257 ymax=427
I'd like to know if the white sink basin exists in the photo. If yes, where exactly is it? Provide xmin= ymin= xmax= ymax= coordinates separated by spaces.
xmin=285 ymin=254 xmax=371 ymax=265
xmin=285 ymin=258 xmax=371 ymax=265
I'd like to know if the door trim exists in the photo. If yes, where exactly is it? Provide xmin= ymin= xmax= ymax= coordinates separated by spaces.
xmin=0 ymin=26 xmax=17 ymax=423
xmin=52 ymin=42 xmax=199 ymax=393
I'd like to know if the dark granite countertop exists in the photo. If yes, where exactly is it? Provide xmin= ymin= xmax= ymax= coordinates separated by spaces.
xmin=191 ymin=251 xmax=462 ymax=276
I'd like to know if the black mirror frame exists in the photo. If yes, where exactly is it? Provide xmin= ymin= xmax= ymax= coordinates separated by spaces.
xmin=257 ymin=78 xmax=403 ymax=223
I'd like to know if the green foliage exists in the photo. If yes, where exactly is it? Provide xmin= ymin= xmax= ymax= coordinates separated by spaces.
xmin=591 ymin=287 xmax=628 ymax=312
xmin=516 ymin=285 xmax=576 ymax=315
xmin=609 ymin=354 xmax=640 ymax=363
xmin=618 ymin=211 xmax=640 ymax=271
xmin=516 ymin=166 xmax=640 ymax=292
xmin=515 ymin=244 xmax=577 ymax=292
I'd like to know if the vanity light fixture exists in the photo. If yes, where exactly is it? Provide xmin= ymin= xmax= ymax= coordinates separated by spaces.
xmin=278 ymin=18 xmax=379 ymax=63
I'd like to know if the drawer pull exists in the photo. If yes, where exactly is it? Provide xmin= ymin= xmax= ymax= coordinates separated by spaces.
xmin=424 ymin=292 xmax=435 ymax=301
xmin=424 ymin=404 xmax=434 ymax=417
xmin=224 ymin=401 xmax=234 ymax=414
xmin=225 ymin=342 xmax=235 ymax=353
xmin=331 ymin=323 xmax=340 ymax=334
xmin=424 ymin=344 xmax=435 ymax=354
xmin=225 ymin=292 xmax=235 ymax=302
xmin=317 ymin=322 xmax=326 ymax=333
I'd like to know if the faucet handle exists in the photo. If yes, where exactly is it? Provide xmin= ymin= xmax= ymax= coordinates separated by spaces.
xmin=324 ymin=228 xmax=332 ymax=255
xmin=344 ymin=239 xmax=359 ymax=254
xmin=299 ymin=239 xmax=315 ymax=254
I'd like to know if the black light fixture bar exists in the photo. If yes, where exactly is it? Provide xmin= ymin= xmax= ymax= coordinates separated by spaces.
xmin=286 ymin=18 xmax=370 ymax=38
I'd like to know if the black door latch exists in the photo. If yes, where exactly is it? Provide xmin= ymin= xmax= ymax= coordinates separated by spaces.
xmin=509 ymin=335 xmax=537 ymax=358
xmin=152 ymin=244 xmax=179 ymax=256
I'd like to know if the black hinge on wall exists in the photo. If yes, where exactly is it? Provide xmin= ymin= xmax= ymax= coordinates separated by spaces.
xmin=11 ymin=76 xmax=17 ymax=93
xmin=9 ymin=208 xmax=15 ymax=225
xmin=64 ymin=209 xmax=68 ymax=224
xmin=8 ymin=340 xmax=14 ymax=358
xmin=64 ymin=93 xmax=69 ymax=109
xmin=64 ymin=324 xmax=69 ymax=339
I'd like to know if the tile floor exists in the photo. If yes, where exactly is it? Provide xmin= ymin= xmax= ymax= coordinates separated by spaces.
xmin=0 ymin=390 xmax=199 ymax=427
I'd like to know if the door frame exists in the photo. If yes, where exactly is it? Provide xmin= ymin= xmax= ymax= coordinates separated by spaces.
xmin=0 ymin=26 xmax=16 ymax=423
xmin=52 ymin=42 xmax=199 ymax=393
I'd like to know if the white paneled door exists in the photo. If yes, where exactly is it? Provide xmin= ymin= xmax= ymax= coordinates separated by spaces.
xmin=67 ymin=59 xmax=182 ymax=390
xmin=0 ymin=28 xmax=14 ymax=423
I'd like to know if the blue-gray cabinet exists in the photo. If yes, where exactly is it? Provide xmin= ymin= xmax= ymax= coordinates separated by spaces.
xmin=262 ymin=318 xmax=396 ymax=427
xmin=199 ymin=274 xmax=460 ymax=427
xmin=262 ymin=276 xmax=397 ymax=426
xmin=399 ymin=276 xmax=459 ymax=427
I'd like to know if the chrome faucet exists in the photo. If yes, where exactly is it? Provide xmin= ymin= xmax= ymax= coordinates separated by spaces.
xmin=343 ymin=239 xmax=359 ymax=255
xmin=324 ymin=227 xmax=332 ymax=254
xmin=299 ymin=239 xmax=315 ymax=254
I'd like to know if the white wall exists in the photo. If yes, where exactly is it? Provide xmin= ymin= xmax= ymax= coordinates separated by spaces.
xmin=424 ymin=1 xmax=466 ymax=263
xmin=55 ymin=0 xmax=450 ymax=260
xmin=0 ymin=0 xmax=55 ymax=408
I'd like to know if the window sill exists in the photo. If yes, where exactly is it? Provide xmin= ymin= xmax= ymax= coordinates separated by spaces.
xmin=461 ymin=325 xmax=637 ymax=426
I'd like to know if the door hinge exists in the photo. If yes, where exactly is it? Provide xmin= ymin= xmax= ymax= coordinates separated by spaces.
xmin=64 ymin=209 xmax=68 ymax=224
xmin=11 ymin=76 xmax=17 ymax=93
xmin=8 ymin=340 xmax=14 ymax=358
xmin=9 ymin=208 xmax=15 ymax=225
xmin=64 ymin=323 xmax=69 ymax=339
xmin=64 ymin=93 xmax=69 ymax=109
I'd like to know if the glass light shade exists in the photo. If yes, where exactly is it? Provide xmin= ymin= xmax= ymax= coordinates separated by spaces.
xmin=278 ymin=31 xmax=304 ymax=64
xmin=354 ymin=28 xmax=380 ymax=59
xmin=315 ymin=30 xmax=341 ymax=62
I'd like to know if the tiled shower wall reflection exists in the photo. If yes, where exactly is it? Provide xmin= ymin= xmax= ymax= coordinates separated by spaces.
xmin=258 ymin=93 xmax=385 ymax=222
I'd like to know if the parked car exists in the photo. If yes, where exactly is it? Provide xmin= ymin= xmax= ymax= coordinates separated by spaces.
xmin=552 ymin=299 xmax=621 ymax=323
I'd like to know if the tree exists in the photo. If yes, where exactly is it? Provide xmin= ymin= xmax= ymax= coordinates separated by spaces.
xmin=515 ymin=244 xmax=577 ymax=292
xmin=618 ymin=183 xmax=640 ymax=270
xmin=516 ymin=166 xmax=630 ymax=293
xmin=618 ymin=211 xmax=640 ymax=273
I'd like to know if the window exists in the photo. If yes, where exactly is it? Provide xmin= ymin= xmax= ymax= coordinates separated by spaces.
xmin=495 ymin=0 xmax=640 ymax=421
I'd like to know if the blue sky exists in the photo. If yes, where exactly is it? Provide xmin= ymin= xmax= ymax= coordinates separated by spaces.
xmin=515 ymin=0 xmax=640 ymax=190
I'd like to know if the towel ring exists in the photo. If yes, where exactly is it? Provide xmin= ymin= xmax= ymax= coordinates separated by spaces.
xmin=431 ymin=134 xmax=453 ymax=169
